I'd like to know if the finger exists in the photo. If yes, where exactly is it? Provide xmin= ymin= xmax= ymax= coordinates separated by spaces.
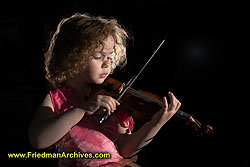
xmin=114 ymin=99 xmax=120 ymax=106
xmin=107 ymin=97 xmax=117 ymax=112
xmin=94 ymin=107 xmax=111 ymax=116
xmin=175 ymin=100 xmax=181 ymax=111
xmin=107 ymin=97 xmax=120 ymax=112
xmin=169 ymin=92 xmax=177 ymax=110
xmin=110 ymin=97 xmax=117 ymax=111
xmin=100 ymin=96 xmax=115 ymax=112
xmin=162 ymin=96 xmax=168 ymax=111
xmin=100 ymin=102 xmax=112 ymax=115
xmin=97 ymin=107 xmax=107 ymax=115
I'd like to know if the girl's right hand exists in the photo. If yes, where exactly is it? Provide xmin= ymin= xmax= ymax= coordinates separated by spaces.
xmin=80 ymin=93 xmax=120 ymax=116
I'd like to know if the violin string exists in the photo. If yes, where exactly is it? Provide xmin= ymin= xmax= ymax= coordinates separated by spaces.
xmin=128 ymin=88 xmax=163 ymax=107
xmin=128 ymin=88 xmax=194 ymax=121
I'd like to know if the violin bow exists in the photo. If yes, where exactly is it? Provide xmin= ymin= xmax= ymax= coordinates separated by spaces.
xmin=99 ymin=35 xmax=167 ymax=124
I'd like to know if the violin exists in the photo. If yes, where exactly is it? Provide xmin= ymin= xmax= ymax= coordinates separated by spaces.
xmin=86 ymin=77 xmax=213 ymax=136
xmin=87 ymin=35 xmax=213 ymax=136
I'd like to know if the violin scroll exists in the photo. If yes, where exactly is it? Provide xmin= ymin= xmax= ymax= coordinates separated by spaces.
xmin=187 ymin=118 xmax=213 ymax=136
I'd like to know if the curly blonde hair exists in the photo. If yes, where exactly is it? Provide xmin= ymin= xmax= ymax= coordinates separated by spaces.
xmin=44 ymin=13 xmax=129 ymax=88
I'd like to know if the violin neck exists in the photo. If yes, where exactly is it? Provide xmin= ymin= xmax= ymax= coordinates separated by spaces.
xmin=128 ymin=87 xmax=193 ymax=121
xmin=128 ymin=87 xmax=163 ymax=106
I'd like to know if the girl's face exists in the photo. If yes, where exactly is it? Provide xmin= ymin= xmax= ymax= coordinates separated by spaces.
xmin=78 ymin=35 xmax=115 ymax=84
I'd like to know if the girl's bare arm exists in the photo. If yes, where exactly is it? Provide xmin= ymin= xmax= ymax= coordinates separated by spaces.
xmin=117 ymin=92 xmax=181 ymax=157
xmin=28 ymin=94 xmax=85 ymax=149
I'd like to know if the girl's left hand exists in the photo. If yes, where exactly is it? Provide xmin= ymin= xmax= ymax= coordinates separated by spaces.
xmin=151 ymin=92 xmax=181 ymax=126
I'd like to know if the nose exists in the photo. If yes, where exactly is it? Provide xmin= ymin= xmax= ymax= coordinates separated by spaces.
xmin=101 ymin=58 xmax=111 ymax=68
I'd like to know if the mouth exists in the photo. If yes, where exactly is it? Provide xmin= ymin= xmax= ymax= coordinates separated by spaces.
xmin=99 ymin=73 xmax=108 ymax=78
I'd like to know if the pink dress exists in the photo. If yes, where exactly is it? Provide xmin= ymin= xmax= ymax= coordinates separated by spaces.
xmin=49 ymin=85 xmax=134 ymax=167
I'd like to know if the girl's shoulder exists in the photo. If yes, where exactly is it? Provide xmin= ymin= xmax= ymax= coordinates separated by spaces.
xmin=41 ymin=93 xmax=54 ymax=109
xmin=30 ymin=94 xmax=55 ymax=127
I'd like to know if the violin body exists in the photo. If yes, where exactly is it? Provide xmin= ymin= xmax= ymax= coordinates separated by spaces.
xmin=86 ymin=77 xmax=213 ymax=135
xmin=86 ymin=77 xmax=159 ymax=121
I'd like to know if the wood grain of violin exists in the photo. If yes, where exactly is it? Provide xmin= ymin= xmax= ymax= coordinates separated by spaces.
xmin=86 ymin=77 xmax=213 ymax=136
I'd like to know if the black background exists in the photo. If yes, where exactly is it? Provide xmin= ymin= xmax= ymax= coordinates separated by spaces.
xmin=1 ymin=0 xmax=247 ymax=166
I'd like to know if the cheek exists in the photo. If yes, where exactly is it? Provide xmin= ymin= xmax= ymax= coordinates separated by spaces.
xmin=78 ymin=64 xmax=99 ymax=83
xmin=86 ymin=60 xmax=101 ymax=75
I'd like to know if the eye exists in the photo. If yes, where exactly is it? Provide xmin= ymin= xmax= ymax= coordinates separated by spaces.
xmin=107 ymin=56 xmax=114 ymax=60
xmin=108 ymin=52 xmax=115 ymax=60
xmin=93 ymin=52 xmax=102 ymax=59
xmin=93 ymin=56 xmax=102 ymax=59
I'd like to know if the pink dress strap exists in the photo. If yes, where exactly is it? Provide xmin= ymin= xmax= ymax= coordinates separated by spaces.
xmin=49 ymin=85 xmax=134 ymax=167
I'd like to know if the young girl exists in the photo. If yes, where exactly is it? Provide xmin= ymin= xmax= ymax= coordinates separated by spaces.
xmin=28 ymin=13 xmax=181 ymax=167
